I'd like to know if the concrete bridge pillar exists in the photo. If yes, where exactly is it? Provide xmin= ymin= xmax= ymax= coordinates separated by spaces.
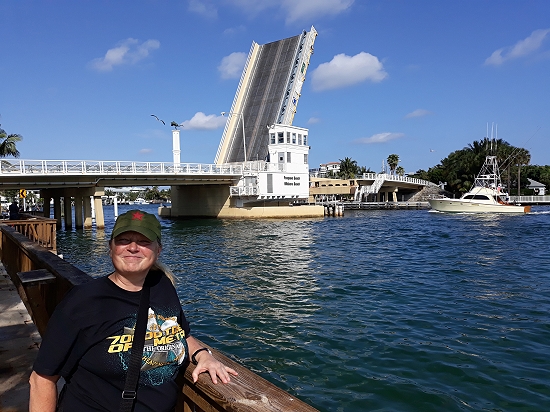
xmin=93 ymin=188 xmax=105 ymax=229
xmin=64 ymin=193 xmax=73 ymax=230
xmin=53 ymin=195 xmax=62 ymax=229
xmin=41 ymin=190 xmax=51 ymax=218
xmin=84 ymin=196 xmax=93 ymax=229
xmin=391 ymin=186 xmax=398 ymax=202
xmin=171 ymin=184 xmax=231 ymax=217
xmin=74 ymin=194 xmax=83 ymax=229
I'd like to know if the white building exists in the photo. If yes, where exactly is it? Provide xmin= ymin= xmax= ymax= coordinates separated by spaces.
xmin=231 ymin=124 xmax=310 ymax=206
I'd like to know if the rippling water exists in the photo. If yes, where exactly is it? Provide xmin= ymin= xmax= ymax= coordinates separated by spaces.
xmin=56 ymin=205 xmax=550 ymax=412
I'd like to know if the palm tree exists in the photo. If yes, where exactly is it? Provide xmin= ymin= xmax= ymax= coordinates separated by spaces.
xmin=339 ymin=157 xmax=359 ymax=179
xmin=387 ymin=154 xmax=399 ymax=174
xmin=395 ymin=166 xmax=405 ymax=176
xmin=0 ymin=126 xmax=23 ymax=158
xmin=514 ymin=148 xmax=531 ymax=195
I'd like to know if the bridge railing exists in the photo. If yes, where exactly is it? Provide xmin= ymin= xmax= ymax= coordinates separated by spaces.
xmin=0 ymin=226 xmax=318 ymax=412
xmin=356 ymin=173 xmax=435 ymax=187
xmin=0 ymin=160 xmax=250 ymax=176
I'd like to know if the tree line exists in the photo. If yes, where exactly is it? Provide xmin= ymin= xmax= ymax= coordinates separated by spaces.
xmin=104 ymin=187 xmax=171 ymax=203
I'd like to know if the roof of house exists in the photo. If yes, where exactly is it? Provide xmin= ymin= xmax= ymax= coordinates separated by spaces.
xmin=527 ymin=178 xmax=546 ymax=188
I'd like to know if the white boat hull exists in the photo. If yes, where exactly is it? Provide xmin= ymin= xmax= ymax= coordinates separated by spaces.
xmin=429 ymin=198 xmax=530 ymax=214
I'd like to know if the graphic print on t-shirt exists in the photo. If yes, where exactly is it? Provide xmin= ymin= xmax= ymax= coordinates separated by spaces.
xmin=106 ymin=308 xmax=187 ymax=384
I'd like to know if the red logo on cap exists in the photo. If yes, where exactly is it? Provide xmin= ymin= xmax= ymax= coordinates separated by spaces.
xmin=132 ymin=211 xmax=144 ymax=220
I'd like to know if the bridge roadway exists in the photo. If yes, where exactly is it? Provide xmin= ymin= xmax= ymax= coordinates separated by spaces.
xmin=0 ymin=159 xmax=253 ymax=229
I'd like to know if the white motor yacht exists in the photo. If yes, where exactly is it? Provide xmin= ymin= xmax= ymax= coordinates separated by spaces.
xmin=428 ymin=156 xmax=530 ymax=214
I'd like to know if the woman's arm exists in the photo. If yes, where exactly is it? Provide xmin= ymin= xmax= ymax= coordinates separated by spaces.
xmin=186 ymin=335 xmax=238 ymax=384
xmin=29 ymin=371 xmax=60 ymax=412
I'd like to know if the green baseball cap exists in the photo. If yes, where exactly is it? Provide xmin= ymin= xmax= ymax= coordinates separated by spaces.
xmin=111 ymin=210 xmax=161 ymax=242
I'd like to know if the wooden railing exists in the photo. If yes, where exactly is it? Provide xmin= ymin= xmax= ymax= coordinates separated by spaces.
xmin=1 ymin=213 xmax=57 ymax=252
xmin=0 ymin=225 xmax=318 ymax=412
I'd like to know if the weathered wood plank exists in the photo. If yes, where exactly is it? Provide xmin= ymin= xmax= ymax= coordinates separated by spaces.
xmin=180 ymin=340 xmax=318 ymax=412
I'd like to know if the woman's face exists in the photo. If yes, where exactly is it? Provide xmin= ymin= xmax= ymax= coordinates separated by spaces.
xmin=110 ymin=231 xmax=161 ymax=277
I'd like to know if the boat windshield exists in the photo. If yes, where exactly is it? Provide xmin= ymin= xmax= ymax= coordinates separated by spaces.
xmin=463 ymin=194 xmax=492 ymax=200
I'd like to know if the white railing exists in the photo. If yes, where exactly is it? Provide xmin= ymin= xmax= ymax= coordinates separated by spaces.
xmin=0 ymin=160 xmax=248 ymax=176
xmin=357 ymin=173 xmax=436 ymax=187
xmin=366 ymin=174 xmax=386 ymax=194
xmin=509 ymin=195 xmax=550 ymax=204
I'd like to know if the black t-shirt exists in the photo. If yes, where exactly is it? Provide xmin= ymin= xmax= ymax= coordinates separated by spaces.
xmin=34 ymin=271 xmax=190 ymax=412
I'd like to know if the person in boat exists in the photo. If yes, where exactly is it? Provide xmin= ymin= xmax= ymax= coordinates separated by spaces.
xmin=29 ymin=209 xmax=237 ymax=411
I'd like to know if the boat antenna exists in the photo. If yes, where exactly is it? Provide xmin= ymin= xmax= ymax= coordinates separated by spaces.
xmin=495 ymin=124 xmax=498 ymax=153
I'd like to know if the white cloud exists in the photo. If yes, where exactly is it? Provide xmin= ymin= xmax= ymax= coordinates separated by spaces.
xmin=405 ymin=109 xmax=432 ymax=119
xmin=139 ymin=148 xmax=153 ymax=154
xmin=180 ymin=112 xmax=227 ymax=130
xmin=355 ymin=132 xmax=404 ymax=144
xmin=311 ymin=52 xmax=388 ymax=91
xmin=484 ymin=28 xmax=550 ymax=66
xmin=188 ymin=0 xmax=218 ymax=19
xmin=89 ymin=38 xmax=160 ymax=72
xmin=307 ymin=117 xmax=321 ymax=124
xmin=218 ymin=52 xmax=247 ymax=79
xmin=223 ymin=25 xmax=246 ymax=36
xmin=281 ymin=0 xmax=354 ymax=24
xmin=226 ymin=0 xmax=352 ymax=23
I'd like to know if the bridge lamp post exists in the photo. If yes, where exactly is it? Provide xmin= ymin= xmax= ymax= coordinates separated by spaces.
xmin=221 ymin=111 xmax=247 ymax=162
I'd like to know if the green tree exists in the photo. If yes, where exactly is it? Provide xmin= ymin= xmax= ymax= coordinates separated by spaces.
xmin=144 ymin=186 xmax=161 ymax=201
xmin=395 ymin=166 xmax=405 ymax=176
xmin=0 ymin=125 xmax=23 ymax=158
xmin=421 ymin=137 xmax=530 ymax=197
xmin=358 ymin=166 xmax=373 ymax=175
xmin=338 ymin=157 xmax=359 ymax=179
xmin=387 ymin=154 xmax=399 ymax=174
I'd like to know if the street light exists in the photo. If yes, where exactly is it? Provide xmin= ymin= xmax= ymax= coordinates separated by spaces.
xmin=221 ymin=111 xmax=247 ymax=162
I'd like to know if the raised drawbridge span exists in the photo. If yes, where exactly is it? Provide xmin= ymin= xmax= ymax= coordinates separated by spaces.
xmin=215 ymin=27 xmax=317 ymax=164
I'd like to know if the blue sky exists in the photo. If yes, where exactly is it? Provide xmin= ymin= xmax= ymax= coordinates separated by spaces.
xmin=1 ymin=0 xmax=549 ymax=173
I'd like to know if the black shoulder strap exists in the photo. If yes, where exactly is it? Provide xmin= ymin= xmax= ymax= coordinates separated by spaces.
xmin=120 ymin=280 xmax=151 ymax=412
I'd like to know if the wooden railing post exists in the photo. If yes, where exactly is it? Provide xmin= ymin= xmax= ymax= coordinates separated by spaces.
xmin=16 ymin=269 xmax=57 ymax=337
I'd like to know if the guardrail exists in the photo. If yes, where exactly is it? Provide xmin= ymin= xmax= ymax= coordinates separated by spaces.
xmin=0 ymin=225 xmax=318 ymax=412
xmin=509 ymin=195 xmax=550 ymax=204
xmin=356 ymin=173 xmax=436 ymax=187
xmin=0 ymin=160 xmax=248 ymax=176
xmin=0 ymin=159 xmax=299 ymax=177
xmin=0 ymin=159 xmax=306 ymax=180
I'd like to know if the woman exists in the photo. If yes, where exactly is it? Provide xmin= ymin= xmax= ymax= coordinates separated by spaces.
xmin=29 ymin=209 xmax=237 ymax=411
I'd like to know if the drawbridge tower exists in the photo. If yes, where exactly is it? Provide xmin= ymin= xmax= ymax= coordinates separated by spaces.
xmin=215 ymin=26 xmax=318 ymax=164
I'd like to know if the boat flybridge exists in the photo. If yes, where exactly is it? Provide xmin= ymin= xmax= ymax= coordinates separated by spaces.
xmin=428 ymin=156 xmax=531 ymax=214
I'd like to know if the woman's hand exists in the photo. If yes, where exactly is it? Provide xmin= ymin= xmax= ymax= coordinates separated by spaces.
xmin=192 ymin=350 xmax=238 ymax=384
xmin=186 ymin=335 xmax=238 ymax=384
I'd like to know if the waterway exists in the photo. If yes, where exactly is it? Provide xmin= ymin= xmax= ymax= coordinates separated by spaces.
xmin=56 ymin=205 xmax=550 ymax=412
